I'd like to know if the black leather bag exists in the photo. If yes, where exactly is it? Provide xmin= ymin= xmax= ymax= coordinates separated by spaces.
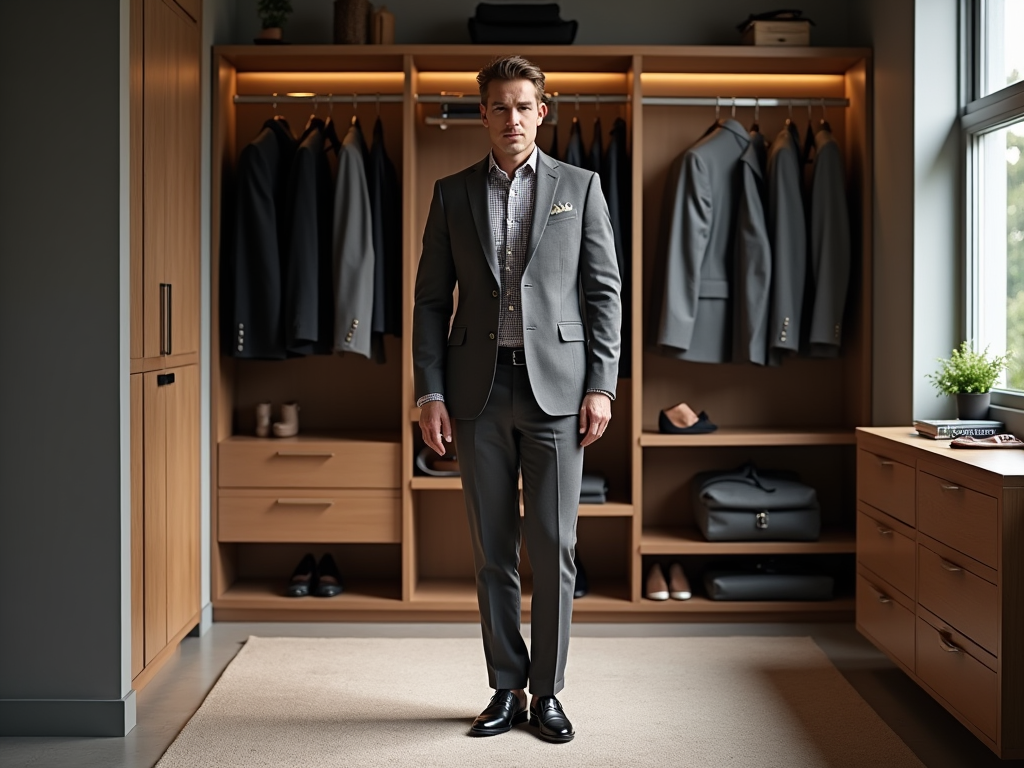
xmin=468 ymin=3 xmax=578 ymax=44
xmin=692 ymin=463 xmax=821 ymax=541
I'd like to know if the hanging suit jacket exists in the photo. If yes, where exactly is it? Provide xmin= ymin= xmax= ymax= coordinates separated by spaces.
xmin=587 ymin=117 xmax=603 ymax=173
xmin=653 ymin=119 xmax=770 ymax=364
xmin=765 ymin=124 xmax=807 ymax=366
xmin=284 ymin=119 xmax=335 ymax=356
xmin=563 ymin=118 xmax=585 ymax=168
xmin=732 ymin=130 xmax=772 ymax=365
xmin=603 ymin=117 xmax=631 ymax=377
xmin=223 ymin=117 xmax=297 ymax=359
xmin=807 ymin=127 xmax=851 ymax=357
xmin=366 ymin=116 xmax=403 ymax=342
xmin=333 ymin=120 xmax=376 ymax=358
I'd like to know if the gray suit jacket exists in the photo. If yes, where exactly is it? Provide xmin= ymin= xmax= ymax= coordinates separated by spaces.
xmin=733 ymin=131 xmax=772 ymax=365
xmin=413 ymin=149 xmax=621 ymax=419
xmin=654 ymin=119 xmax=768 ymax=364
xmin=807 ymin=128 xmax=851 ymax=357
xmin=765 ymin=124 xmax=807 ymax=366
xmin=332 ymin=121 xmax=375 ymax=358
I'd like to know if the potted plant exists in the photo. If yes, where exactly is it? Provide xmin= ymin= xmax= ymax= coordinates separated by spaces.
xmin=926 ymin=341 xmax=1011 ymax=420
xmin=257 ymin=0 xmax=293 ymax=41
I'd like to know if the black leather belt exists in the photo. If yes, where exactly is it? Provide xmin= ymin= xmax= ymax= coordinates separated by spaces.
xmin=497 ymin=347 xmax=526 ymax=366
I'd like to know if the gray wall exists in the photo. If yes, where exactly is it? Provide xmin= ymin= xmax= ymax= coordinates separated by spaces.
xmin=232 ymin=0 xmax=857 ymax=46
xmin=0 ymin=0 xmax=134 ymax=736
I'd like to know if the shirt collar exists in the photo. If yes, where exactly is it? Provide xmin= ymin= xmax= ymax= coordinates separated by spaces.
xmin=488 ymin=145 xmax=539 ymax=180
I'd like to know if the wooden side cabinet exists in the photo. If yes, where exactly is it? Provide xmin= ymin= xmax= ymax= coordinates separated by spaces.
xmin=856 ymin=427 xmax=1024 ymax=759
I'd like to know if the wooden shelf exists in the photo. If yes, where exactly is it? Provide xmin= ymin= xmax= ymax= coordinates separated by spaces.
xmin=640 ymin=428 xmax=856 ymax=447
xmin=221 ymin=430 xmax=402 ymax=446
xmin=640 ymin=527 xmax=856 ymax=555
xmin=411 ymin=477 xmax=633 ymax=516
xmin=413 ymin=578 xmax=631 ymax=612
xmin=636 ymin=595 xmax=855 ymax=613
xmin=215 ymin=579 xmax=402 ymax=610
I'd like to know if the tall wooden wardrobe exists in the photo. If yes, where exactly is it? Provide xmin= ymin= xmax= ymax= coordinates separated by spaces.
xmin=130 ymin=0 xmax=202 ymax=689
xmin=211 ymin=45 xmax=871 ymax=623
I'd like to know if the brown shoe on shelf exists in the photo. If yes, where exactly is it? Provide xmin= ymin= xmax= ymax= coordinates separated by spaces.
xmin=255 ymin=401 xmax=272 ymax=438
xmin=646 ymin=563 xmax=669 ymax=601
xmin=668 ymin=562 xmax=692 ymax=600
xmin=273 ymin=402 xmax=300 ymax=438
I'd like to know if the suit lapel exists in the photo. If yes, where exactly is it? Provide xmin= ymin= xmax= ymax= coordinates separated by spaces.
xmin=526 ymin=151 xmax=560 ymax=270
xmin=466 ymin=159 xmax=501 ymax=285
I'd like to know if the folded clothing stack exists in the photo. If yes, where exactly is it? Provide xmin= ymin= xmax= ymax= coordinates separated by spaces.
xmin=468 ymin=3 xmax=578 ymax=44
xmin=580 ymin=473 xmax=608 ymax=504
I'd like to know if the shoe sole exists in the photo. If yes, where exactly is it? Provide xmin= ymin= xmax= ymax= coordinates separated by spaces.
xmin=468 ymin=710 xmax=527 ymax=737
xmin=647 ymin=591 xmax=669 ymax=600
xmin=529 ymin=715 xmax=575 ymax=743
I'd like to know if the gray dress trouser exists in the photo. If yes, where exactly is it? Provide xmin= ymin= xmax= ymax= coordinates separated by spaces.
xmin=454 ymin=359 xmax=583 ymax=697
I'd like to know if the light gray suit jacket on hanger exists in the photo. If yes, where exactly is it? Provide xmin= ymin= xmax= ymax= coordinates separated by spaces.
xmin=413 ymin=149 xmax=621 ymax=420
xmin=653 ymin=119 xmax=770 ymax=364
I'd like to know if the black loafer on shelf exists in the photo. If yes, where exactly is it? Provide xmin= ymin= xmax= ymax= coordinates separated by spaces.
xmin=285 ymin=553 xmax=318 ymax=597
xmin=573 ymin=552 xmax=589 ymax=599
xmin=658 ymin=408 xmax=718 ymax=434
xmin=315 ymin=553 xmax=345 ymax=597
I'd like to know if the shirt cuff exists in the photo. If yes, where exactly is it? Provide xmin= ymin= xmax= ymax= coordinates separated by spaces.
xmin=416 ymin=393 xmax=445 ymax=408
xmin=587 ymin=388 xmax=615 ymax=401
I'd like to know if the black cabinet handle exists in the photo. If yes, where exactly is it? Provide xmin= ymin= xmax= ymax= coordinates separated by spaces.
xmin=157 ymin=373 xmax=175 ymax=386
xmin=159 ymin=283 xmax=172 ymax=355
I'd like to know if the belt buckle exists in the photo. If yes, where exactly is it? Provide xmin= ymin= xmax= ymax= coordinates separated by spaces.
xmin=512 ymin=349 xmax=525 ymax=366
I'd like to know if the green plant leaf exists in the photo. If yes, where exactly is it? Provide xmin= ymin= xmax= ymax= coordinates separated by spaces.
xmin=925 ymin=341 xmax=1011 ymax=395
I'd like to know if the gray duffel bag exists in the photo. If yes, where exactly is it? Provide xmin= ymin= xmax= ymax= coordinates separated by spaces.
xmin=692 ymin=463 xmax=820 ymax=542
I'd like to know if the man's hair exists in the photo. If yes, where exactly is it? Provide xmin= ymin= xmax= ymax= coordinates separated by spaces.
xmin=476 ymin=55 xmax=546 ymax=106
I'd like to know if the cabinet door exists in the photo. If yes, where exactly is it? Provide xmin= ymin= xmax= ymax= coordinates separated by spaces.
xmin=143 ymin=371 xmax=168 ymax=664
xmin=165 ymin=365 xmax=200 ymax=637
xmin=131 ymin=375 xmax=145 ymax=678
xmin=142 ymin=0 xmax=200 ymax=358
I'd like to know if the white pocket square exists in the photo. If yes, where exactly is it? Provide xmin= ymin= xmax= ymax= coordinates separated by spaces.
xmin=550 ymin=202 xmax=574 ymax=216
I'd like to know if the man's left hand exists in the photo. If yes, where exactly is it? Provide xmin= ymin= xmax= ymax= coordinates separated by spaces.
xmin=579 ymin=392 xmax=612 ymax=447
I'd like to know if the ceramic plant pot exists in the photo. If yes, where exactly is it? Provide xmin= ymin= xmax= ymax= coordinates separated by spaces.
xmin=956 ymin=392 xmax=991 ymax=420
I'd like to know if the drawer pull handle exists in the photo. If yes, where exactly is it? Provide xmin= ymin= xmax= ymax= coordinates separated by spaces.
xmin=938 ymin=633 xmax=962 ymax=654
xmin=275 ymin=451 xmax=336 ymax=458
xmin=275 ymin=498 xmax=334 ymax=506
xmin=874 ymin=591 xmax=892 ymax=604
xmin=876 ymin=526 xmax=893 ymax=536
xmin=938 ymin=559 xmax=963 ymax=573
xmin=878 ymin=460 xmax=894 ymax=466
xmin=941 ymin=485 xmax=960 ymax=491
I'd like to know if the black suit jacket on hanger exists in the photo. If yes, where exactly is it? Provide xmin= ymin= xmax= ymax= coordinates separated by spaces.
xmin=367 ymin=117 xmax=403 ymax=343
xmin=223 ymin=118 xmax=297 ymax=359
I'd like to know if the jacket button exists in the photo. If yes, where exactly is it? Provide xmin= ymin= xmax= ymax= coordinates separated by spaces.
xmin=492 ymin=290 xmax=498 ymax=297
xmin=489 ymin=333 xmax=495 ymax=340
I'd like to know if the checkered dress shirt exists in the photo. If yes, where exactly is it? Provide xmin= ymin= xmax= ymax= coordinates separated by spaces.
xmin=488 ymin=147 xmax=537 ymax=348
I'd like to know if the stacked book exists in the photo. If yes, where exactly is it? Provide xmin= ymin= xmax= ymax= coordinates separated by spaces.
xmin=913 ymin=419 xmax=1005 ymax=439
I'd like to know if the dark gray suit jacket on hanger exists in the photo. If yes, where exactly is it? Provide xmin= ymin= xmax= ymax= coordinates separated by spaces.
xmin=413 ymin=148 xmax=621 ymax=419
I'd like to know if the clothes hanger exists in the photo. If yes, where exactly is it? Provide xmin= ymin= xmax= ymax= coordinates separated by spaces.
xmin=819 ymin=98 xmax=832 ymax=132
xmin=351 ymin=92 xmax=360 ymax=127
xmin=268 ymin=92 xmax=291 ymax=133
xmin=322 ymin=94 xmax=341 ymax=152
xmin=750 ymin=97 xmax=760 ymax=133
xmin=802 ymin=102 xmax=816 ymax=163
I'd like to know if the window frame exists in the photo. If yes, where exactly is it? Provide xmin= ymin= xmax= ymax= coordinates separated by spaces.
xmin=963 ymin=0 xmax=1024 ymax=408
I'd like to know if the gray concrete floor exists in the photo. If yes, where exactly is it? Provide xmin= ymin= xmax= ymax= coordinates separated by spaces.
xmin=1 ymin=621 xmax=1020 ymax=768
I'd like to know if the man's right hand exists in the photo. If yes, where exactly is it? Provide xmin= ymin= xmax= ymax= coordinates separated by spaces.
xmin=419 ymin=400 xmax=452 ymax=455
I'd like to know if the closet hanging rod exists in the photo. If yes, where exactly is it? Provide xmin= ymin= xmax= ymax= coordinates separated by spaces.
xmin=232 ymin=94 xmax=405 ymax=104
xmin=416 ymin=93 xmax=629 ymax=104
xmin=642 ymin=96 xmax=849 ymax=107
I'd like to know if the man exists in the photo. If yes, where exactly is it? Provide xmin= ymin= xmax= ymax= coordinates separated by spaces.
xmin=413 ymin=55 xmax=621 ymax=744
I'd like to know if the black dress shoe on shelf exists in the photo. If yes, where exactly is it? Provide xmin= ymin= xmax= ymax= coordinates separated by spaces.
xmin=658 ymin=404 xmax=718 ymax=434
xmin=468 ymin=689 xmax=528 ymax=737
xmin=285 ymin=553 xmax=318 ymax=597
xmin=529 ymin=695 xmax=575 ymax=743
xmin=573 ymin=552 xmax=589 ymax=599
xmin=314 ymin=553 xmax=345 ymax=597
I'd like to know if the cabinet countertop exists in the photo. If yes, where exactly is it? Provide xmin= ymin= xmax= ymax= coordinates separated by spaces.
xmin=857 ymin=426 xmax=1024 ymax=483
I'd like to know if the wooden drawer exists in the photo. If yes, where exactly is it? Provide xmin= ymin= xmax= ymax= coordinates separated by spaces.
xmin=918 ymin=544 xmax=997 ymax=655
xmin=857 ymin=449 xmax=915 ymax=525
xmin=917 ymin=471 xmax=997 ymax=568
xmin=856 ymin=573 xmax=915 ymax=672
xmin=218 ymin=489 xmax=401 ymax=543
xmin=916 ymin=615 xmax=997 ymax=740
xmin=219 ymin=435 xmax=400 ymax=489
xmin=857 ymin=506 xmax=915 ymax=599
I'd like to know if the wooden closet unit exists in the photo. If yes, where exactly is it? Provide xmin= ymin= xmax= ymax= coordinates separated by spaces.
xmin=129 ymin=0 xmax=202 ymax=689
xmin=211 ymin=45 xmax=872 ymax=622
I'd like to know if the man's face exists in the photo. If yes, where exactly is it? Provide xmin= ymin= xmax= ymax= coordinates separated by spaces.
xmin=480 ymin=79 xmax=548 ymax=162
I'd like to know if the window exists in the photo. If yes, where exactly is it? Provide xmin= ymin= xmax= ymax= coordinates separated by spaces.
xmin=965 ymin=1 xmax=1024 ymax=399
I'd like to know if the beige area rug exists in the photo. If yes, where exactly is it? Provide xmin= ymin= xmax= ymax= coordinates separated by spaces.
xmin=155 ymin=636 xmax=924 ymax=768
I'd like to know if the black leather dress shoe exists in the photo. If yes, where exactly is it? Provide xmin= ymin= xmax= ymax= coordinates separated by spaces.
xmin=285 ymin=553 xmax=317 ymax=597
xmin=530 ymin=695 xmax=574 ymax=743
xmin=573 ymin=552 xmax=589 ymax=599
xmin=468 ymin=689 xmax=527 ymax=737
xmin=314 ymin=553 xmax=345 ymax=597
